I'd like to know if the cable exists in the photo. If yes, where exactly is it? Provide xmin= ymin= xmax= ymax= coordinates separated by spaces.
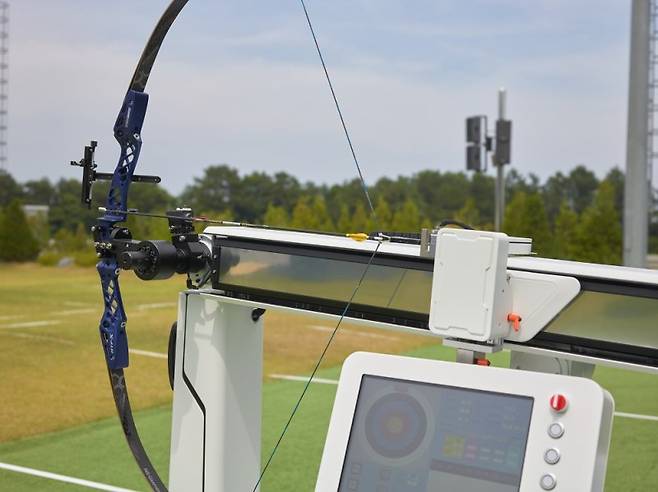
xmin=253 ymin=241 xmax=382 ymax=491
xmin=252 ymin=1 xmax=382 ymax=489
xmin=299 ymin=0 xmax=377 ymax=220
xmin=438 ymin=219 xmax=474 ymax=230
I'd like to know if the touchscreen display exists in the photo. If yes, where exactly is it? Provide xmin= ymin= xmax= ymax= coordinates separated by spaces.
xmin=338 ymin=375 xmax=533 ymax=492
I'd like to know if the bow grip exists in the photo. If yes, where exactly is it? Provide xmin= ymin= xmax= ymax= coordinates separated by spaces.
xmin=98 ymin=258 xmax=130 ymax=369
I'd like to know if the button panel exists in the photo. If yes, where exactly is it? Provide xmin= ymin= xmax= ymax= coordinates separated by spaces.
xmin=540 ymin=473 xmax=557 ymax=490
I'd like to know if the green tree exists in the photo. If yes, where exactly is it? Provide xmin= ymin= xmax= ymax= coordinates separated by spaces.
xmin=350 ymin=201 xmax=371 ymax=232
xmin=603 ymin=168 xmax=624 ymax=221
xmin=506 ymin=170 xmax=540 ymax=197
xmin=0 ymin=170 xmax=22 ymax=206
xmin=503 ymin=192 xmax=552 ymax=256
xmin=129 ymin=182 xmax=174 ymax=212
xmin=263 ymin=204 xmax=290 ymax=228
xmin=455 ymin=197 xmax=480 ymax=228
xmin=568 ymin=165 xmax=599 ymax=214
xmin=552 ymin=202 xmax=579 ymax=260
xmin=290 ymin=197 xmax=315 ymax=229
xmin=48 ymin=178 xmax=98 ymax=233
xmin=311 ymin=196 xmax=335 ymax=231
xmin=0 ymin=199 xmax=40 ymax=262
xmin=431 ymin=172 xmax=470 ymax=220
xmin=470 ymin=172 xmax=495 ymax=226
xmin=542 ymin=172 xmax=569 ymax=224
xmin=336 ymin=204 xmax=352 ymax=232
xmin=391 ymin=199 xmax=422 ymax=233
xmin=373 ymin=197 xmax=393 ymax=231
xmin=23 ymin=178 xmax=55 ymax=205
xmin=572 ymin=181 xmax=622 ymax=264
xmin=179 ymin=165 xmax=240 ymax=215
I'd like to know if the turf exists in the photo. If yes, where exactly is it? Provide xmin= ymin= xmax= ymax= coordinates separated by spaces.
xmin=1 ymin=264 xmax=657 ymax=490
xmin=0 ymin=346 xmax=656 ymax=491
xmin=0 ymin=264 xmax=433 ymax=442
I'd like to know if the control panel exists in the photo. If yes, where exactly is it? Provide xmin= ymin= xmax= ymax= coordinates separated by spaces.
xmin=316 ymin=352 xmax=614 ymax=491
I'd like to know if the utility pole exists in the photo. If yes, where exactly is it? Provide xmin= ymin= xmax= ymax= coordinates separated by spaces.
xmin=625 ymin=0 xmax=651 ymax=268
xmin=465 ymin=89 xmax=512 ymax=231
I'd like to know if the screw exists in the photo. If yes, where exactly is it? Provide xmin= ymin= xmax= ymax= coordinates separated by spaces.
xmin=179 ymin=235 xmax=186 ymax=241
xmin=97 ymin=253 xmax=102 ymax=258
xmin=91 ymin=226 xmax=96 ymax=232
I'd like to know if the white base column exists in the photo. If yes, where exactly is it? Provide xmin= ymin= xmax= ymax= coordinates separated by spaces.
xmin=169 ymin=292 xmax=263 ymax=492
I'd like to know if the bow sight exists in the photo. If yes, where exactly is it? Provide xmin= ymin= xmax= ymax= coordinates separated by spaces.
xmin=70 ymin=140 xmax=162 ymax=208
xmin=71 ymin=142 xmax=210 ymax=286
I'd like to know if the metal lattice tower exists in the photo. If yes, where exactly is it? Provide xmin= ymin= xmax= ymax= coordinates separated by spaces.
xmin=649 ymin=0 xmax=658 ymax=186
xmin=0 ymin=2 xmax=8 ymax=170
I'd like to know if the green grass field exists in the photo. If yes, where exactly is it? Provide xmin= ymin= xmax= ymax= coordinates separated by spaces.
xmin=0 ymin=264 xmax=657 ymax=490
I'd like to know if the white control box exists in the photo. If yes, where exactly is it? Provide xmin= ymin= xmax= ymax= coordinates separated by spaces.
xmin=317 ymin=352 xmax=614 ymax=492
xmin=429 ymin=229 xmax=512 ymax=342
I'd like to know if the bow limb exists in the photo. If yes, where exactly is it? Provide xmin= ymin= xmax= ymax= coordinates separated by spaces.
xmin=91 ymin=2 xmax=189 ymax=491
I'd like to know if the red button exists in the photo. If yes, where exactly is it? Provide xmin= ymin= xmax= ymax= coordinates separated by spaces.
xmin=549 ymin=394 xmax=568 ymax=413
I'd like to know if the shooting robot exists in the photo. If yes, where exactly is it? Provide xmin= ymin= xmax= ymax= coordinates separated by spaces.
xmin=69 ymin=1 xmax=658 ymax=491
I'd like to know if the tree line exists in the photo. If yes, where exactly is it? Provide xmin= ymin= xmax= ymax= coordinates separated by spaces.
xmin=0 ymin=164 xmax=656 ymax=265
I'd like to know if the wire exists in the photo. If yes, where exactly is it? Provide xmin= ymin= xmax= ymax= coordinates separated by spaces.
xmin=253 ymin=241 xmax=382 ymax=491
xmin=438 ymin=219 xmax=474 ymax=230
xmin=252 ymin=1 xmax=382 ymax=489
xmin=98 ymin=207 xmax=382 ymax=242
xmin=299 ymin=0 xmax=377 ymax=220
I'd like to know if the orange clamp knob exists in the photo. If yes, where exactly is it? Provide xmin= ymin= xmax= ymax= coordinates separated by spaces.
xmin=507 ymin=313 xmax=522 ymax=332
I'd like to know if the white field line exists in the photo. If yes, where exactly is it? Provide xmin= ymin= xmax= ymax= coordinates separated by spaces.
xmin=51 ymin=308 xmax=97 ymax=316
xmin=0 ymin=320 xmax=62 ymax=329
xmin=308 ymin=324 xmax=400 ymax=341
xmin=0 ymin=331 xmax=74 ymax=345
xmin=129 ymin=348 xmax=168 ymax=359
xmin=0 ymin=462 xmax=137 ymax=492
xmin=614 ymin=411 xmax=658 ymax=422
xmin=136 ymin=302 xmax=177 ymax=310
xmin=63 ymin=301 xmax=93 ymax=307
xmin=269 ymin=373 xmax=339 ymax=385
xmin=0 ymin=302 xmax=175 ymax=330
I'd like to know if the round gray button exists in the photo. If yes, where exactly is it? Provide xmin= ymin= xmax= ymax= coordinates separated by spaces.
xmin=540 ymin=473 xmax=557 ymax=490
xmin=548 ymin=422 xmax=564 ymax=439
xmin=544 ymin=448 xmax=561 ymax=465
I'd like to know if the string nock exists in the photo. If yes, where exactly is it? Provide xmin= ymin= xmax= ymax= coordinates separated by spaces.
xmin=346 ymin=232 xmax=368 ymax=242
xmin=507 ymin=313 xmax=522 ymax=332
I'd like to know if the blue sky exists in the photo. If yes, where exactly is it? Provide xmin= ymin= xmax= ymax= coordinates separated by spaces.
xmin=9 ymin=0 xmax=637 ymax=193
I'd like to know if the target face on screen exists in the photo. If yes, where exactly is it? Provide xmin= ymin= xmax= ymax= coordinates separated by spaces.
xmin=363 ymin=391 xmax=431 ymax=462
